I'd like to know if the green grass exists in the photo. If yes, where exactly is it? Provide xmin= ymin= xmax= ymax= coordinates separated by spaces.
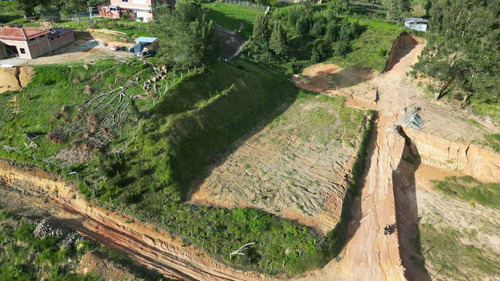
xmin=0 ymin=210 xmax=101 ymax=280
xmin=0 ymin=206 xmax=164 ymax=280
xmin=329 ymin=19 xmax=405 ymax=71
xmin=0 ymin=58 xmax=372 ymax=277
xmin=484 ymin=133 xmax=500 ymax=152
xmin=419 ymin=223 xmax=500 ymax=280
xmin=0 ymin=59 xmax=157 ymax=164
xmin=432 ymin=176 xmax=500 ymax=208
xmin=5 ymin=17 xmax=152 ymax=39
xmin=269 ymin=93 xmax=365 ymax=146
xmin=473 ymin=103 xmax=500 ymax=125
xmin=82 ymin=60 xmax=327 ymax=276
xmin=201 ymin=2 xmax=263 ymax=38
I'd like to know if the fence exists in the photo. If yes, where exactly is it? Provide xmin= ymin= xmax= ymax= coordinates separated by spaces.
xmin=218 ymin=0 xmax=268 ymax=11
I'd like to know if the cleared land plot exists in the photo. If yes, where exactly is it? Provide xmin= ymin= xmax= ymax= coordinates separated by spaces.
xmin=190 ymin=93 xmax=367 ymax=234
xmin=415 ymin=166 xmax=500 ymax=281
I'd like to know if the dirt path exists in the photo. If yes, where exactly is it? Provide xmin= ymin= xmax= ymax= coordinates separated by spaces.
xmin=294 ymin=35 xmax=499 ymax=281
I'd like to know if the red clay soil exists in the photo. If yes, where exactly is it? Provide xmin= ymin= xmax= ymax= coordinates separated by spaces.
xmin=0 ymin=161 xmax=275 ymax=281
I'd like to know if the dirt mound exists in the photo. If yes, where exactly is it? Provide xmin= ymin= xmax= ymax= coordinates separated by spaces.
xmin=0 ymin=67 xmax=21 ymax=93
xmin=189 ymin=96 xmax=366 ymax=234
xmin=0 ymin=66 xmax=34 ymax=94
xmin=19 ymin=66 xmax=35 ymax=87
xmin=406 ymin=130 xmax=500 ymax=182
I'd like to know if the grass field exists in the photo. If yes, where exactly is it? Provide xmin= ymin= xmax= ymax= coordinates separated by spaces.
xmin=0 ymin=56 xmax=375 ymax=276
xmin=432 ymin=176 xmax=500 ymax=208
xmin=0 ymin=205 xmax=162 ymax=280
xmin=329 ymin=19 xmax=405 ymax=71
xmin=0 ymin=59 xmax=159 ymax=169
xmin=419 ymin=223 xmax=500 ymax=280
xmin=201 ymin=2 xmax=263 ymax=38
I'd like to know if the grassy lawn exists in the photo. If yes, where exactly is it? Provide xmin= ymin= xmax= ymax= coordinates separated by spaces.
xmin=432 ymin=176 xmax=500 ymax=209
xmin=201 ymin=2 xmax=263 ymax=38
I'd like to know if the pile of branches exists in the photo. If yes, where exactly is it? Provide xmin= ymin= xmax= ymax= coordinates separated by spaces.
xmin=143 ymin=64 xmax=168 ymax=92
xmin=52 ymin=84 xmax=140 ymax=153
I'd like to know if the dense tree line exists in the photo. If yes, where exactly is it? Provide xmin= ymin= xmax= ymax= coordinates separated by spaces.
xmin=249 ymin=1 xmax=363 ymax=65
xmin=412 ymin=0 xmax=499 ymax=104
xmin=151 ymin=0 xmax=216 ymax=69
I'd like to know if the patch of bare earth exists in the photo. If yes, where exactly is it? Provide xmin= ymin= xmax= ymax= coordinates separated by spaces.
xmin=294 ymin=34 xmax=500 ymax=281
xmin=413 ymin=165 xmax=500 ymax=281
xmin=189 ymin=97 xmax=366 ymax=235
xmin=78 ymin=250 xmax=144 ymax=281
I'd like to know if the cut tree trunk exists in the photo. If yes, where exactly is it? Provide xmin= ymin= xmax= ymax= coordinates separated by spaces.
xmin=436 ymin=76 xmax=453 ymax=100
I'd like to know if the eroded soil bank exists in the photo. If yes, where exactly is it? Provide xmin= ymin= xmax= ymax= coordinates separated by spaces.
xmin=0 ymin=160 xmax=274 ymax=281
xmin=0 ymin=66 xmax=34 ymax=94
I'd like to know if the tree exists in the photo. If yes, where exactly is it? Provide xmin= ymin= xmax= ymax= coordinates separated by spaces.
xmin=382 ymin=0 xmax=410 ymax=21
xmin=152 ymin=1 xmax=216 ymax=69
xmin=328 ymin=0 xmax=350 ymax=16
xmin=296 ymin=15 xmax=311 ymax=36
xmin=15 ymin=0 xmax=50 ymax=16
xmin=413 ymin=0 xmax=499 ymax=103
xmin=253 ymin=13 xmax=271 ymax=48
xmin=269 ymin=21 xmax=287 ymax=57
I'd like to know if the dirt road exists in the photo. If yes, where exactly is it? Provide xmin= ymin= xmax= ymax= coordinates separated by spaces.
xmin=294 ymin=34 xmax=499 ymax=281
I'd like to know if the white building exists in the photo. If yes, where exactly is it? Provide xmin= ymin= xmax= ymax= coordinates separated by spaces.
xmin=404 ymin=18 xmax=429 ymax=32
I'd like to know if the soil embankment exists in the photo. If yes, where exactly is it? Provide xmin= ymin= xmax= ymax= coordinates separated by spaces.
xmin=406 ymin=130 xmax=500 ymax=182
xmin=0 ymin=161 xmax=274 ymax=281
xmin=0 ymin=66 xmax=34 ymax=94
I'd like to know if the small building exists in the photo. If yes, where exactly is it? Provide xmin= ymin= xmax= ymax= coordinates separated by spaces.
xmin=98 ymin=0 xmax=175 ymax=22
xmin=0 ymin=26 xmax=75 ymax=59
xmin=404 ymin=18 xmax=428 ymax=32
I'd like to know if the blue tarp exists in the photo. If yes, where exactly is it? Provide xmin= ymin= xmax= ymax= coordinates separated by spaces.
xmin=131 ymin=42 xmax=145 ymax=55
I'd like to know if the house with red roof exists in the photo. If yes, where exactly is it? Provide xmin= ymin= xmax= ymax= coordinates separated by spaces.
xmin=98 ymin=0 xmax=175 ymax=22
xmin=0 ymin=26 xmax=75 ymax=59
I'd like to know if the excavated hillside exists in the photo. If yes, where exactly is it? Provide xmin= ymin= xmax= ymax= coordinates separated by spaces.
xmin=189 ymin=95 xmax=367 ymax=235
xmin=294 ymin=33 xmax=499 ymax=281
xmin=0 ymin=32 xmax=498 ymax=281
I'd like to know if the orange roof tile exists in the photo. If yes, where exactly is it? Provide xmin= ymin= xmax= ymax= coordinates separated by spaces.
xmin=0 ymin=27 xmax=50 ymax=41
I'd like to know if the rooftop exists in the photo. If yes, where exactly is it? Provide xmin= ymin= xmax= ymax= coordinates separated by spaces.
xmin=135 ymin=37 xmax=157 ymax=43
xmin=0 ymin=26 xmax=51 ymax=41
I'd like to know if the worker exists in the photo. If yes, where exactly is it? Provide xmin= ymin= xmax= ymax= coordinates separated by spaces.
xmin=384 ymin=224 xmax=392 ymax=235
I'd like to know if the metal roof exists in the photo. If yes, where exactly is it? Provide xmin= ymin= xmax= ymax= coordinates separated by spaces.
xmin=135 ymin=37 xmax=157 ymax=43
xmin=404 ymin=18 xmax=429 ymax=23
